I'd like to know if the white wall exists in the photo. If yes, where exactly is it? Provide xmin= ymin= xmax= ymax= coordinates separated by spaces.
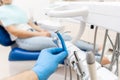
xmin=13 ymin=0 xmax=50 ymax=21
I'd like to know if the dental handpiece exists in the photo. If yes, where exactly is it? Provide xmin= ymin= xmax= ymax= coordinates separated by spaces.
xmin=56 ymin=32 xmax=67 ymax=52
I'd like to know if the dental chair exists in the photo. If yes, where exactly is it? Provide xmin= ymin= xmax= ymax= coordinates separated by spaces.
xmin=0 ymin=19 xmax=63 ymax=61
xmin=0 ymin=25 xmax=40 ymax=61
xmin=0 ymin=24 xmax=40 ymax=75
xmin=0 ymin=22 xmax=63 ymax=76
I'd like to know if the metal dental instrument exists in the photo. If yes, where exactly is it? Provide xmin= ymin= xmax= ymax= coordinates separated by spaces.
xmin=74 ymin=51 xmax=85 ymax=80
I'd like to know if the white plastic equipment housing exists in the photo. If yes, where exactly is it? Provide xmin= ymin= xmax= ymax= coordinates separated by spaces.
xmin=46 ymin=7 xmax=88 ymax=18
xmin=46 ymin=5 xmax=88 ymax=43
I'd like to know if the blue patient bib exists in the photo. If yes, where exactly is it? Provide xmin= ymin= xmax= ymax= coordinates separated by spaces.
xmin=0 ymin=5 xmax=28 ymax=26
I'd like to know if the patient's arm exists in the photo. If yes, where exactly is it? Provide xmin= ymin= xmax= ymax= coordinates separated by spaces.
xmin=28 ymin=20 xmax=47 ymax=32
xmin=3 ymin=70 xmax=38 ymax=80
xmin=5 ymin=25 xmax=51 ymax=38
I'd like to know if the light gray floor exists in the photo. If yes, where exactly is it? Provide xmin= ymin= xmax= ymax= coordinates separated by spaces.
xmin=0 ymin=46 xmax=11 ymax=79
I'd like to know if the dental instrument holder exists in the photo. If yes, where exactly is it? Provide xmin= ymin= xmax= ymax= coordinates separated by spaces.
xmin=66 ymin=45 xmax=89 ymax=80
xmin=56 ymin=31 xmax=88 ymax=80
xmin=73 ymin=51 xmax=86 ymax=80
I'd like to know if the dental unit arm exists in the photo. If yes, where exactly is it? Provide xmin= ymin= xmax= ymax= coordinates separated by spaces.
xmin=46 ymin=5 xmax=88 ymax=44
xmin=45 ymin=7 xmax=88 ymax=18
xmin=56 ymin=31 xmax=88 ymax=79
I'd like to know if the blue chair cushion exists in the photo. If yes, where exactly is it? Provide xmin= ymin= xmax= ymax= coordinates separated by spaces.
xmin=0 ymin=25 xmax=15 ymax=46
xmin=9 ymin=48 xmax=40 ymax=61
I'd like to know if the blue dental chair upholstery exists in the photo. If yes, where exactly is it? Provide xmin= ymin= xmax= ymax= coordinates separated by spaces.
xmin=0 ymin=25 xmax=40 ymax=61
xmin=0 ymin=26 xmax=15 ymax=46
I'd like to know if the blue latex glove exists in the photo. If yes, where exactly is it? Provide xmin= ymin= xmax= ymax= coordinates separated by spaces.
xmin=32 ymin=48 xmax=68 ymax=80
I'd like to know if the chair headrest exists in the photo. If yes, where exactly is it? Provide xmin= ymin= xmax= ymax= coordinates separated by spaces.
xmin=0 ymin=25 xmax=15 ymax=46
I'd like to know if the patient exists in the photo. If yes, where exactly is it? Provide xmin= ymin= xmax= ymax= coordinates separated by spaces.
xmin=0 ymin=0 xmax=110 ymax=65
xmin=0 ymin=0 xmax=61 ymax=51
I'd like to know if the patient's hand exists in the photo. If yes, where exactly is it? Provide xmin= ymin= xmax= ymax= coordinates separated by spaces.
xmin=38 ymin=28 xmax=48 ymax=32
xmin=40 ymin=31 xmax=51 ymax=37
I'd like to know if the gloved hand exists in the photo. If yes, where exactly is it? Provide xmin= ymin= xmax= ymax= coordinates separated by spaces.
xmin=32 ymin=48 xmax=68 ymax=80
